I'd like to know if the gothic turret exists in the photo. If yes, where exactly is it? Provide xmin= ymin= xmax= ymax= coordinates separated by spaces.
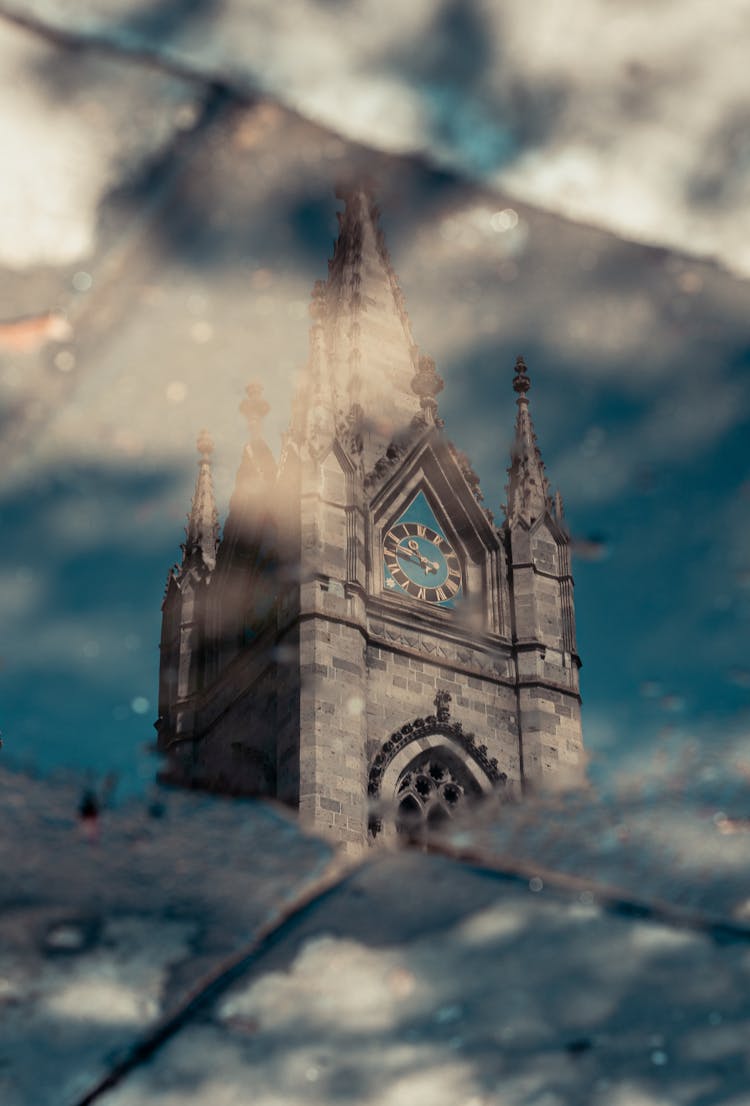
xmin=502 ymin=356 xmax=583 ymax=788
xmin=183 ymin=429 xmax=220 ymax=569
xmin=157 ymin=432 xmax=219 ymax=764
xmin=506 ymin=356 xmax=552 ymax=527
xmin=207 ymin=382 xmax=278 ymax=678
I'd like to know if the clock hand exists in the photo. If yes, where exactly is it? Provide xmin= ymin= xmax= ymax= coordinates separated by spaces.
xmin=406 ymin=540 xmax=440 ymax=573
xmin=394 ymin=546 xmax=423 ymax=568
xmin=399 ymin=542 xmax=440 ymax=574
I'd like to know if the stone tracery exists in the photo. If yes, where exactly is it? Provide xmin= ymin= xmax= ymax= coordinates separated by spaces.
xmin=367 ymin=701 xmax=507 ymax=839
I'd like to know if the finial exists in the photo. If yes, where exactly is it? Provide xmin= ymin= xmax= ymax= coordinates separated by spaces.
xmin=197 ymin=428 xmax=214 ymax=458
xmin=334 ymin=176 xmax=376 ymax=204
xmin=513 ymin=355 xmax=531 ymax=395
xmin=240 ymin=381 xmax=270 ymax=439
xmin=411 ymin=354 xmax=444 ymax=424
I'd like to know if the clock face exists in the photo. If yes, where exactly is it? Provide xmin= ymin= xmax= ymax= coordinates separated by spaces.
xmin=383 ymin=493 xmax=462 ymax=607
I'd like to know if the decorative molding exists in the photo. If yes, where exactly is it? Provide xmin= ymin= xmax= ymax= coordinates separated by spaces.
xmin=369 ymin=619 xmax=512 ymax=680
xmin=367 ymin=712 xmax=508 ymax=835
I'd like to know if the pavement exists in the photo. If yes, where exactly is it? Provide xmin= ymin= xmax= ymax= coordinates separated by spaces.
xmin=3 ymin=768 xmax=750 ymax=1105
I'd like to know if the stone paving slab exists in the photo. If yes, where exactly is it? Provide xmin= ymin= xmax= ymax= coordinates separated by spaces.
xmin=97 ymin=852 xmax=750 ymax=1106
xmin=0 ymin=769 xmax=335 ymax=1106
xmin=4 ymin=770 xmax=750 ymax=1104
xmin=440 ymin=782 xmax=750 ymax=924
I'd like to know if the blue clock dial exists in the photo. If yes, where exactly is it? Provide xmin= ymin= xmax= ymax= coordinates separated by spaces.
xmin=383 ymin=493 xmax=462 ymax=607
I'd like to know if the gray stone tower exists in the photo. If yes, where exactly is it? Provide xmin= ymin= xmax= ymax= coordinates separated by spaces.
xmin=156 ymin=187 xmax=584 ymax=851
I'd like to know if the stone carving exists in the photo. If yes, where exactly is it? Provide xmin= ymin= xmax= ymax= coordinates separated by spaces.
xmin=369 ymin=625 xmax=511 ymax=680
xmin=434 ymin=689 xmax=452 ymax=722
xmin=364 ymin=438 xmax=408 ymax=489
xmin=411 ymin=354 xmax=444 ymax=426
xmin=367 ymin=713 xmax=506 ymax=837
xmin=342 ymin=402 xmax=364 ymax=457
xmin=368 ymin=716 xmax=505 ymax=798
xmin=449 ymin=444 xmax=484 ymax=502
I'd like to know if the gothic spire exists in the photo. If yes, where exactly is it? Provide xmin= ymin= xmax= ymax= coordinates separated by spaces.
xmin=289 ymin=280 xmax=337 ymax=457
xmin=182 ymin=429 xmax=219 ymax=570
xmin=505 ymin=356 xmax=552 ymax=527
xmin=289 ymin=183 xmax=426 ymax=469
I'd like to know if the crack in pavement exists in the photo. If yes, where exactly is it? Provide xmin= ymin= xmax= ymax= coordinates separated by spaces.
xmin=70 ymin=852 xmax=364 ymax=1106
xmin=69 ymin=837 xmax=750 ymax=1104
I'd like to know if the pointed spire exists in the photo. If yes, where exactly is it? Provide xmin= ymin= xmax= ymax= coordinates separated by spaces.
xmin=290 ymin=281 xmax=337 ymax=457
xmin=505 ymin=356 xmax=552 ymax=527
xmin=287 ymin=184 xmax=424 ymax=470
xmin=181 ymin=430 xmax=219 ymax=570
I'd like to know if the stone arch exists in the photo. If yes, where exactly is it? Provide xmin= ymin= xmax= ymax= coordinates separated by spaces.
xmin=368 ymin=715 xmax=507 ymax=839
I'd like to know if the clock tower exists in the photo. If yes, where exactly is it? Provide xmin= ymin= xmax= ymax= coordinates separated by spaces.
xmin=157 ymin=186 xmax=585 ymax=852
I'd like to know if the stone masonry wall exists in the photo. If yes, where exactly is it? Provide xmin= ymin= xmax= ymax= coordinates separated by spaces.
xmin=297 ymin=615 xmax=368 ymax=852
xmin=516 ymin=685 xmax=583 ymax=787
xmin=365 ymin=639 xmax=522 ymax=786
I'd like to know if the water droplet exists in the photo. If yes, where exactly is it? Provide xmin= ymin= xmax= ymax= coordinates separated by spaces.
xmin=72 ymin=271 xmax=92 ymax=292
xmin=174 ymin=103 xmax=199 ymax=130
xmin=529 ymin=876 xmax=543 ymax=893
xmin=130 ymin=696 xmax=150 ymax=715
xmin=54 ymin=350 xmax=75 ymax=372
xmin=166 ymin=380 xmax=187 ymax=404
xmin=490 ymin=208 xmax=519 ymax=232
xmin=190 ymin=320 xmax=213 ymax=343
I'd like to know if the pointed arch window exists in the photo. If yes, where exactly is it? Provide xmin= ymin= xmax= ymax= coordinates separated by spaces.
xmin=394 ymin=749 xmax=481 ymax=841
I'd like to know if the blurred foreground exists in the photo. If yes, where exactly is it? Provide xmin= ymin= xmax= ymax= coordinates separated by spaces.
xmin=3 ymin=763 xmax=750 ymax=1105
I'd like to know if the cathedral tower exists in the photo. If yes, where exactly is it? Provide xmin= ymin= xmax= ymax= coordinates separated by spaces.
xmin=156 ymin=187 xmax=585 ymax=851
